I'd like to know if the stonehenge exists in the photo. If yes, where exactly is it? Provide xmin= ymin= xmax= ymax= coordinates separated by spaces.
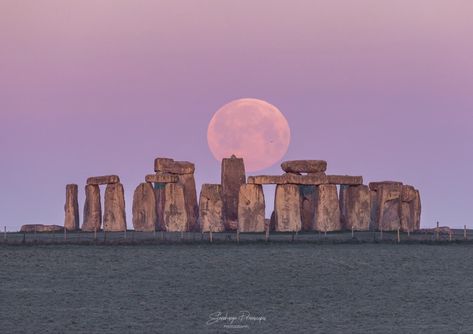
xmin=274 ymin=184 xmax=302 ymax=232
xmin=199 ymin=184 xmax=225 ymax=232
xmin=103 ymin=183 xmax=127 ymax=232
xmin=238 ymin=184 xmax=265 ymax=232
xmin=221 ymin=155 xmax=246 ymax=231
xmin=66 ymin=157 xmax=422 ymax=235
xmin=82 ymin=184 xmax=102 ymax=232
xmin=64 ymin=184 xmax=79 ymax=231
xmin=163 ymin=183 xmax=188 ymax=232
xmin=132 ymin=183 xmax=157 ymax=232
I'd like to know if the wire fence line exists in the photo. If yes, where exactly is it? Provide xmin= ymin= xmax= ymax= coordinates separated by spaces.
xmin=1 ymin=229 xmax=472 ymax=246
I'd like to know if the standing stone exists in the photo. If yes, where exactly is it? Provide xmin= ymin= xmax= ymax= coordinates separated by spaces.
xmin=314 ymin=184 xmax=342 ymax=232
xmin=132 ymin=183 xmax=157 ymax=232
xmin=221 ymin=155 xmax=246 ymax=231
xmin=154 ymin=183 xmax=166 ymax=231
xmin=340 ymin=185 xmax=370 ymax=231
xmin=413 ymin=190 xmax=421 ymax=231
xmin=369 ymin=190 xmax=378 ymax=231
xmin=103 ymin=183 xmax=127 ymax=232
xmin=163 ymin=183 xmax=188 ymax=232
xmin=400 ymin=185 xmax=422 ymax=232
xmin=82 ymin=184 xmax=102 ymax=232
xmin=238 ymin=184 xmax=265 ymax=232
xmin=274 ymin=184 xmax=301 ymax=232
xmin=300 ymin=185 xmax=317 ymax=231
xmin=269 ymin=211 xmax=276 ymax=231
xmin=177 ymin=173 xmax=199 ymax=232
xmin=199 ymin=184 xmax=225 ymax=232
xmin=64 ymin=184 xmax=79 ymax=231
xmin=373 ymin=183 xmax=402 ymax=231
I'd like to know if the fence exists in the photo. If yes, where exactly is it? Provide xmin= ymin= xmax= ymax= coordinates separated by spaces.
xmin=1 ymin=228 xmax=471 ymax=245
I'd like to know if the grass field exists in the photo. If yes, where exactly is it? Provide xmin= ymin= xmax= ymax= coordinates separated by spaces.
xmin=1 ymin=243 xmax=473 ymax=333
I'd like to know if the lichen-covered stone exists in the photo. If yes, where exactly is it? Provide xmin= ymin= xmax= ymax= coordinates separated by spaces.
xmin=163 ymin=183 xmax=188 ymax=232
xmin=82 ymin=184 xmax=101 ymax=232
xmin=103 ymin=183 xmax=127 ymax=232
xmin=339 ymin=185 xmax=370 ymax=231
xmin=314 ymin=184 xmax=341 ymax=232
xmin=199 ymin=184 xmax=224 ymax=232
xmin=281 ymin=160 xmax=327 ymax=173
xmin=300 ymin=185 xmax=317 ymax=231
xmin=177 ymin=173 xmax=199 ymax=232
xmin=154 ymin=158 xmax=195 ymax=174
xmin=87 ymin=175 xmax=120 ymax=185
xmin=221 ymin=155 xmax=246 ymax=231
xmin=64 ymin=184 xmax=79 ymax=231
xmin=238 ymin=184 xmax=265 ymax=232
xmin=132 ymin=183 xmax=157 ymax=232
xmin=274 ymin=184 xmax=301 ymax=232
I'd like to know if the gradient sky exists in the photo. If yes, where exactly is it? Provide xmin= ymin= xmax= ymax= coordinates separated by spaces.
xmin=1 ymin=0 xmax=472 ymax=231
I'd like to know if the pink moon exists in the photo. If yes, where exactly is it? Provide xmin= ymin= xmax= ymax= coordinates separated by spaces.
xmin=207 ymin=98 xmax=291 ymax=172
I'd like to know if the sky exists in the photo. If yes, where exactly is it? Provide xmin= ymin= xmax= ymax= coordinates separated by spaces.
xmin=1 ymin=0 xmax=472 ymax=231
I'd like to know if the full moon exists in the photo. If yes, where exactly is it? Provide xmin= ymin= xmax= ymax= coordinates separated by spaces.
xmin=207 ymin=98 xmax=291 ymax=172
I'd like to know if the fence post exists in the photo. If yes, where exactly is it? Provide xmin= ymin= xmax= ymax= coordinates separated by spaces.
xmin=464 ymin=225 xmax=467 ymax=240
xmin=397 ymin=228 xmax=400 ymax=243
xmin=64 ymin=228 xmax=67 ymax=241
xmin=94 ymin=228 xmax=97 ymax=241
xmin=351 ymin=226 xmax=354 ymax=239
xmin=236 ymin=229 xmax=240 ymax=244
xmin=34 ymin=225 xmax=37 ymax=242
xmin=154 ymin=229 xmax=156 ymax=240
xmin=265 ymin=226 xmax=269 ymax=242
xmin=380 ymin=228 xmax=383 ymax=241
xmin=209 ymin=227 xmax=213 ymax=244
xmin=3 ymin=226 xmax=6 ymax=242
xmin=436 ymin=221 xmax=440 ymax=241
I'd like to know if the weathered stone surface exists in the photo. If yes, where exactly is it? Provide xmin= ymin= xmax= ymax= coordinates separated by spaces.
xmin=340 ymin=185 xmax=370 ymax=231
xmin=269 ymin=211 xmax=276 ymax=231
xmin=145 ymin=173 xmax=179 ymax=184
xmin=401 ymin=185 xmax=416 ymax=202
xmin=281 ymin=160 xmax=327 ymax=173
xmin=154 ymin=158 xmax=195 ymax=174
xmin=221 ymin=155 xmax=246 ymax=231
xmin=87 ymin=175 xmax=120 ymax=185
xmin=82 ymin=184 xmax=102 ymax=232
xmin=199 ymin=184 xmax=224 ymax=232
xmin=64 ymin=184 xmax=79 ymax=231
xmin=20 ymin=224 xmax=64 ymax=233
xmin=374 ymin=183 xmax=402 ymax=231
xmin=300 ymin=185 xmax=317 ymax=231
xmin=132 ymin=183 xmax=157 ymax=232
xmin=153 ymin=183 xmax=166 ymax=231
xmin=274 ymin=184 xmax=301 ymax=232
xmin=314 ymin=184 xmax=342 ymax=231
xmin=369 ymin=181 xmax=403 ymax=191
xmin=400 ymin=186 xmax=422 ymax=232
xmin=248 ymin=173 xmax=328 ymax=185
xmin=163 ymin=183 xmax=188 ymax=232
xmin=413 ymin=190 xmax=421 ymax=231
xmin=238 ymin=184 xmax=265 ymax=232
xmin=369 ymin=190 xmax=378 ymax=230
xmin=177 ymin=173 xmax=199 ymax=232
xmin=327 ymin=175 xmax=363 ymax=185
xmin=103 ymin=183 xmax=127 ymax=232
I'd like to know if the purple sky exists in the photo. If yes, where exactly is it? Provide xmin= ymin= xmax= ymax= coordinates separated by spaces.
xmin=1 ymin=0 xmax=472 ymax=231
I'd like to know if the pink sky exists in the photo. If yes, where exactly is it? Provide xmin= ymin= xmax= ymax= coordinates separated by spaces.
xmin=1 ymin=0 xmax=472 ymax=230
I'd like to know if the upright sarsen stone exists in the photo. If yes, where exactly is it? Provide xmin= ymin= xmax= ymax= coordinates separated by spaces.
xmin=82 ymin=184 xmax=102 ymax=231
xmin=199 ymin=184 xmax=224 ymax=232
xmin=103 ymin=183 xmax=127 ymax=232
xmin=400 ymin=185 xmax=422 ymax=232
xmin=238 ymin=184 xmax=265 ymax=232
xmin=163 ymin=183 xmax=188 ymax=232
xmin=314 ymin=184 xmax=341 ymax=232
xmin=340 ymin=185 xmax=370 ymax=231
xmin=300 ymin=185 xmax=317 ymax=231
xmin=274 ymin=184 xmax=301 ymax=232
xmin=64 ymin=184 xmax=79 ymax=231
xmin=221 ymin=155 xmax=246 ymax=231
xmin=177 ymin=173 xmax=199 ymax=232
xmin=154 ymin=183 xmax=166 ymax=231
xmin=369 ymin=182 xmax=402 ymax=231
xmin=132 ymin=183 xmax=157 ymax=232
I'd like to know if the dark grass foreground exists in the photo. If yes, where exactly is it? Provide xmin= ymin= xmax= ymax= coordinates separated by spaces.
xmin=1 ymin=244 xmax=473 ymax=333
